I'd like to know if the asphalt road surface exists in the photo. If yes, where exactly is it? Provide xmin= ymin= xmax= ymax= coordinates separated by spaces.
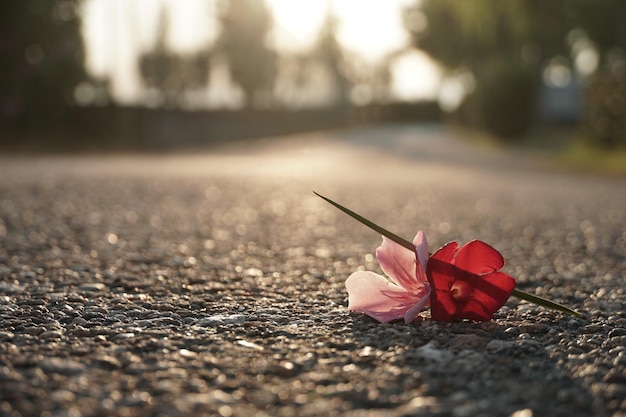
xmin=1 ymin=124 xmax=625 ymax=416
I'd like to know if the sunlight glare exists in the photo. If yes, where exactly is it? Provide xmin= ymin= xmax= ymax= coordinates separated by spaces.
xmin=266 ymin=0 xmax=327 ymax=52
xmin=391 ymin=50 xmax=441 ymax=101
xmin=82 ymin=0 xmax=440 ymax=105
xmin=333 ymin=0 xmax=412 ymax=62
xmin=267 ymin=0 xmax=414 ymax=61
xmin=161 ymin=0 xmax=218 ymax=53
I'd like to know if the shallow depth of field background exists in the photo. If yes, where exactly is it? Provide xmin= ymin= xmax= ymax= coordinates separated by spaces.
xmin=1 ymin=0 xmax=626 ymax=174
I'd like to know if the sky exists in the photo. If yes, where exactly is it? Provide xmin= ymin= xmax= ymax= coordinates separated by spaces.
xmin=81 ymin=0 xmax=442 ymax=107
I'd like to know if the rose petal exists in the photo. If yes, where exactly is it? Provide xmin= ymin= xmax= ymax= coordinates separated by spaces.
xmin=453 ymin=298 xmax=493 ymax=321
xmin=345 ymin=271 xmax=416 ymax=323
xmin=426 ymin=241 xmax=459 ymax=321
xmin=427 ymin=240 xmax=516 ymax=322
xmin=376 ymin=237 xmax=422 ymax=293
xmin=467 ymin=271 xmax=516 ymax=318
xmin=454 ymin=240 xmax=505 ymax=275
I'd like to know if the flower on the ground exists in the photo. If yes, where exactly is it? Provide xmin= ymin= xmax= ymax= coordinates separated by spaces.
xmin=345 ymin=231 xmax=431 ymax=323
xmin=315 ymin=191 xmax=586 ymax=321
xmin=426 ymin=240 xmax=516 ymax=322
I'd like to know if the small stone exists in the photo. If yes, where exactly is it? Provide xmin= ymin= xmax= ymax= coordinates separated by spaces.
xmin=78 ymin=283 xmax=106 ymax=292
xmin=40 ymin=358 xmax=85 ymax=376
xmin=236 ymin=340 xmax=264 ymax=351
xmin=582 ymin=324 xmax=605 ymax=333
xmin=519 ymin=323 xmax=549 ymax=334
xmin=604 ymin=371 xmax=626 ymax=384
xmin=269 ymin=361 xmax=297 ymax=377
xmin=198 ymin=314 xmax=247 ymax=326
xmin=606 ymin=383 xmax=626 ymax=400
xmin=72 ymin=326 xmax=91 ymax=337
xmin=486 ymin=339 xmax=516 ymax=353
xmin=415 ymin=341 xmax=452 ymax=363
xmin=452 ymin=402 xmax=479 ymax=417
xmin=24 ymin=326 xmax=45 ymax=336
xmin=397 ymin=396 xmax=440 ymax=415
xmin=614 ymin=352 xmax=626 ymax=366
xmin=21 ymin=298 xmax=46 ymax=305
xmin=95 ymin=355 xmax=121 ymax=369
xmin=244 ymin=268 xmax=263 ymax=277
xmin=41 ymin=330 xmax=63 ymax=340
xmin=178 ymin=349 xmax=197 ymax=358
xmin=608 ymin=328 xmax=626 ymax=338
xmin=51 ymin=389 xmax=75 ymax=402
xmin=606 ymin=335 xmax=626 ymax=349
xmin=0 ymin=283 xmax=23 ymax=295
xmin=510 ymin=409 xmax=533 ymax=417
xmin=504 ymin=326 xmax=520 ymax=336
xmin=71 ymin=317 xmax=88 ymax=326
xmin=48 ymin=292 xmax=66 ymax=301
xmin=0 ymin=331 xmax=14 ymax=341
xmin=175 ymin=390 xmax=234 ymax=412
xmin=450 ymin=334 xmax=490 ymax=349
xmin=358 ymin=346 xmax=376 ymax=359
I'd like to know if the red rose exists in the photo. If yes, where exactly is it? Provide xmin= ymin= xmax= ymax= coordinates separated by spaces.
xmin=427 ymin=240 xmax=516 ymax=321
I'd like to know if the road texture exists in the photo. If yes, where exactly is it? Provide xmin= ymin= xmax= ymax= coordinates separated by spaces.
xmin=1 ymin=124 xmax=625 ymax=416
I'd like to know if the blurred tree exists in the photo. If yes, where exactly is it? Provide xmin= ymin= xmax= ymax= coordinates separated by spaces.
xmin=405 ymin=1 xmax=532 ymax=71
xmin=0 ymin=0 xmax=87 ymax=129
xmin=404 ymin=0 xmax=565 ymax=138
xmin=216 ymin=0 xmax=276 ymax=108
xmin=271 ymin=5 xmax=355 ymax=109
xmin=138 ymin=9 xmax=210 ymax=109
xmin=576 ymin=1 xmax=626 ymax=148
xmin=312 ymin=11 xmax=351 ymax=106
xmin=406 ymin=0 xmax=626 ymax=143
xmin=274 ymin=5 xmax=391 ymax=109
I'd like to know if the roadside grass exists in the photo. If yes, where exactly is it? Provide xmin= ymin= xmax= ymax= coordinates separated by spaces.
xmin=555 ymin=141 xmax=626 ymax=177
xmin=454 ymin=124 xmax=626 ymax=177
xmin=533 ymin=127 xmax=626 ymax=177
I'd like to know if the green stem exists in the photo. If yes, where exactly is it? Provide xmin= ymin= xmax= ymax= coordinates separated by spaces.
xmin=314 ymin=191 xmax=414 ymax=252
xmin=511 ymin=288 xmax=587 ymax=319
xmin=314 ymin=191 xmax=588 ymax=320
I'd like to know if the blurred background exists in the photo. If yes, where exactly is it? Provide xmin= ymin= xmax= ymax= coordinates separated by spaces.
xmin=1 ymin=0 xmax=625 ymax=164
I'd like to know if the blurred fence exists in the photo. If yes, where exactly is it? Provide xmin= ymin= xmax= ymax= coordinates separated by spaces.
xmin=0 ymin=101 xmax=440 ymax=152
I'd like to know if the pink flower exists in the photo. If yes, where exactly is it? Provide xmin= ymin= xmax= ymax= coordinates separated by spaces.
xmin=345 ymin=231 xmax=431 ymax=323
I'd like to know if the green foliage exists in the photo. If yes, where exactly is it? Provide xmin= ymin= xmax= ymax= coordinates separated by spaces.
xmin=405 ymin=0 xmax=626 ymax=141
xmin=405 ymin=0 xmax=561 ymax=139
xmin=475 ymin=60 xmax=535 ymax=139
xmin=576 ymin=0 xmax=626 ymax=54
xmin=408 ymin=0 xmax=538 ymax=71
xmin=0 ymin=0 xmax=87 ymax=129
xmin=584 ymin=61 xmax=626 ymax=149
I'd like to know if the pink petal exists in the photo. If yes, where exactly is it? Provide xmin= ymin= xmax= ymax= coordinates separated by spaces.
xmin=376 ymin=237 xmax=421 ymax=293
xmin=345 ymin=271 xmax=416 ymax=323
xmin=403 ymin=286 xmax=431 ymax=323
xmin=412 ymin=230 xmax=429 ymax=274
xmin=454 ymin=240 xmax=505 ymax=275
